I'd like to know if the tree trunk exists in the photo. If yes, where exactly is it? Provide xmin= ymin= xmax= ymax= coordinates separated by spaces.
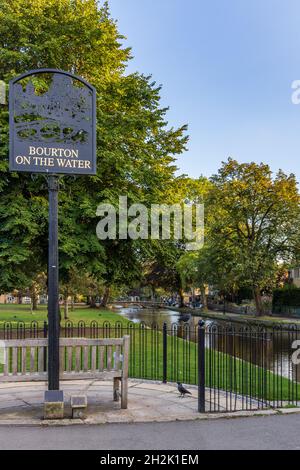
xmin=178 ymin=287 xmax=184 ymax=308
xmin=253 ymin=287 xmax=264 ymax=316
xmin=18 ymin=291 xmax=22 ymax=304
xmin=30 ymin=283 xmax=38 ymax=311
xmin=101 ymin=286 xmax=110 ymax=308
xmin=89 ymin=296 xmax=97 ymax=308
xmin=151 ymin=286 xmax=155 ymax=301
xmin=32 ymin=297 xmax=38 ymax=311
xmin=200 ymin=285 xmax=207 ymax=308
xmin=71 ymin=296 xmax=74 ymax=312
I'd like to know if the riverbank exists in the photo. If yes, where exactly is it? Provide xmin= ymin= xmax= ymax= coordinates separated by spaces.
xmin=166 ymin=306 xmax=300 ymax=327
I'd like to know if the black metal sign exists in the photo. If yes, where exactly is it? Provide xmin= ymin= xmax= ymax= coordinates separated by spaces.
xmin=8 ymin=69 xmax=97 ymax=396
xmin=9 ymin=69 xmax=96 ymax=175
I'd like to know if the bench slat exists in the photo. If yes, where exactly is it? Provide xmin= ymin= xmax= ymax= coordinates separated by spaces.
xmin=38 ymin=347 xmax=44 ymax=373
xmin=75 ymin=346 xmax=81 ymax=372
xmin=60 ymin=338 xmax=124 ymax=347
xmin=61 ymin=371 xmax=122 ymax=381
xmin=114 ymin=345 xmax=120 ymax=370
xmin=107 ymin=346 xmax=112 ymax=371
xmin=30 ymin=347 xmax=35 ymax=372
xmin=3 ymin=339 xmax=47 ymax=348
xmin=60 ymin=347 xmax=65 ymax=373
xmin=83 ymin=346 xmax=88 ymax=372
xmin=0 ymin=373 xmax=47 ymax=382
xmin=67 ymin=347 xmax=72 ymax=372
xmin=21 ymin=347 xmax=27 ymax=374
xmin=99 ymin=347 xmax=104 ymax=371
xmin=12 ymin=348 xmax=18 ymax=374
xmin=91 ymin=346 xmax=97 ymax=371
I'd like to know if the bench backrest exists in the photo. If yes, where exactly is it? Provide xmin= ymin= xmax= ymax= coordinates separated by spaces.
xmin=0 ymin=336 xmax=130 ymax=382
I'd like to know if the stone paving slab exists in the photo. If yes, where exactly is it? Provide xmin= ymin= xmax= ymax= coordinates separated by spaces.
xmin=0 ymin=379 xmax=299 ymax=426
xmin=132 ymin=383 xmax=175 ymax=392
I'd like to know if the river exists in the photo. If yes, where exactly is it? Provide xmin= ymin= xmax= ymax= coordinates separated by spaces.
xmin=115 ymin=306 xmax=300 ymax=381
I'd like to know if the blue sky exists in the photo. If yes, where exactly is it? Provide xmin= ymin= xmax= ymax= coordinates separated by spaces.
xmin=109 ymin=0 xmax=300 ymax=181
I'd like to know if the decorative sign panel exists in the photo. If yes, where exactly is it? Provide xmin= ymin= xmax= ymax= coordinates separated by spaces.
xmin=9 ymin=69 xmax=96 ymax=175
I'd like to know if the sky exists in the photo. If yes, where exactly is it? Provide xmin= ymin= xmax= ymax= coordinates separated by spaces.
xmin=109 ymin=0 xmax=300 ymax=181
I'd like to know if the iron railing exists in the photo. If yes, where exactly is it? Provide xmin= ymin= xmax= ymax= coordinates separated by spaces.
xmin=1 ymin=320 xmax=300 ymax=413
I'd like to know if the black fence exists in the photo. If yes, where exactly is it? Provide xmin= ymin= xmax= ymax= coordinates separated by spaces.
xmin=1 ymin=320 xmax=300 ymax=413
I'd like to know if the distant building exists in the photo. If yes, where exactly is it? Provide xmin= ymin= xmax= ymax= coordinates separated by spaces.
xmin=0 ymin=294 xmax=16 ymax=303
xmin=289 ymin=267 xmax=300 ymax=288
xmin=0 ymin=293 xmax=48 ymax=304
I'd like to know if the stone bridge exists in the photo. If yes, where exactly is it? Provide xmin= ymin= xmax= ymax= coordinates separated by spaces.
xmin=110 ymin=301 xmax=165 ymax=309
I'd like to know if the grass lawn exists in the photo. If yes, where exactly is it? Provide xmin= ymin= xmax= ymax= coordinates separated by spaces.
xmin=127 ymin=328 xmax=300 ymax=402
xmin=0 ymin=303 xmax=127 ymax=326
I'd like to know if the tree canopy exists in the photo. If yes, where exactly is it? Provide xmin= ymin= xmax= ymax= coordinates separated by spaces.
xmin=0 ymin=0 xmax=188 ymax=301
xmin=183 ymin=159 xmax=300 ymax=315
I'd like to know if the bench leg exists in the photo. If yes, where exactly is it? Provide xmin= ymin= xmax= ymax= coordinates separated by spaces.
xmin=113 ymin=378 xmax=120 ymax=402
xmin=121 ymin=377 xmax=128 ymax=409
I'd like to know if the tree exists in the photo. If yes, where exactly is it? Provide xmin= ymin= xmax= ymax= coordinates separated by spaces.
xmin=144 ymin=240 xmax=185 ymax=304
xmin=208 ymin=159 xmax=300 ymax=315
xmin=176 ymin=252 xmax=199 ymax=303
xmin=141 ymin=177 xmax=211 ymax=306
xmin=0 ymin=0 xmax=188 ymax=300
xmin=29 ymin=272 xmax=47 ymax=311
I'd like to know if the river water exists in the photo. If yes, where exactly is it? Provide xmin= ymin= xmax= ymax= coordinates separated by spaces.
xmin=116 ymin=306 xmax=300 ymax=381
xmin=115 ymin=306 xmax=191 ymax=328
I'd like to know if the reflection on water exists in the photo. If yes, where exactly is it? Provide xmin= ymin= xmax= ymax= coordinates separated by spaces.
xmin=116 ymin=306 xmax=300 ymax=381
xmin=115 ymin=306 xmax=193 ymax=328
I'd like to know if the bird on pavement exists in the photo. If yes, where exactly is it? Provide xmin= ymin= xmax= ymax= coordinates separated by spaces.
xmin=177 ymin=382 xmax=192 ymax=398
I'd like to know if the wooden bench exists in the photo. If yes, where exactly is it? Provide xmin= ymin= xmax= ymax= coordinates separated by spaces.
xmin=0 ymin=336 xmax=130 ymax=409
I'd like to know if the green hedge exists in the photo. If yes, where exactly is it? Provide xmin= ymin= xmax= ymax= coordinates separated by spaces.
xmin=273 ymin=286 xmax=300 ymax=312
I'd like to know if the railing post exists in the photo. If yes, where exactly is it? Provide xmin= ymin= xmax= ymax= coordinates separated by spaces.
xmin=43 ymin=321 xmax=48 ymax=372
xmin=198 ymin=320 xmax=206 ymax=413
xmin=163 ymin=322 xmax=167 ymax=384
xmin=43 ymin=321 xmax=48 ymax=338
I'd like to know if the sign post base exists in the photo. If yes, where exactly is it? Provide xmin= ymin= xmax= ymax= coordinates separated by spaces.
xmin=44 ymin=390 xmax=64 ymax=420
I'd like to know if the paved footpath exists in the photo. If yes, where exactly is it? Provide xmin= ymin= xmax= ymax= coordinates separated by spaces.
xmin=0 ymin=379 xmax=264 ymax=424
xmin=1 ymin=414 xmax=300 ymax=450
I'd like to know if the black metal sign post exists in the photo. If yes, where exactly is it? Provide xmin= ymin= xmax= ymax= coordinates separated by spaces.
xmin=9 ymin=69 xmax=96 ymax=407
xmin=48 ymin=175 xmax=60 ymax=390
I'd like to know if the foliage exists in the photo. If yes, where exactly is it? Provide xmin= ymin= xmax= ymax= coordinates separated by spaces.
xmin=0 ymin=0 xmax=188 ymax=299
xmin=206 ymin=159 xmax=300 ymax=315
xmin=273 ymin=285 xmax=300 ymax=309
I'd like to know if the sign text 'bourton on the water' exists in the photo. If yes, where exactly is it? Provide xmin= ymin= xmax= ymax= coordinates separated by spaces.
xmin=9 ymin=69 xmax=96 ymax=175
xmin=17 ymin=146 xmax=93 ymax=171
